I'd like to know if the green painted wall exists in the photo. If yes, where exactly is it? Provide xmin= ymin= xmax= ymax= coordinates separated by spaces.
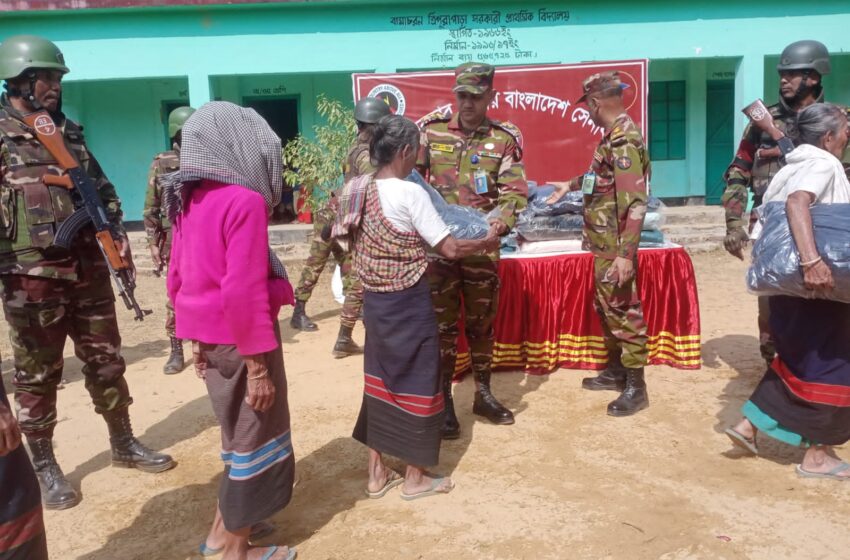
xmin=3 ymin=0 xmax=850 ymax=217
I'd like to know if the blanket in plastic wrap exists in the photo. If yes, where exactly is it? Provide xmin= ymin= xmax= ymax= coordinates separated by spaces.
xmin=747 ymin=201 xmax=850 ymax=303
xmin=406 ymin=170 xmax=491 ymax=239
xmin=515 ymin=212 xmax=584 ymax=242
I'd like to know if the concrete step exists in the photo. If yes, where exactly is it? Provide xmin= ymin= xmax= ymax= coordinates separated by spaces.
xmin=662 ymin=205 xmax=725 ymax=226
xmin=682 ymin=241 xmax=723 ymax=254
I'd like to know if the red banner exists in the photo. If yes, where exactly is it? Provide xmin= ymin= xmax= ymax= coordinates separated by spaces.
xmin=353 ymin=60 xmax=647 ymax=184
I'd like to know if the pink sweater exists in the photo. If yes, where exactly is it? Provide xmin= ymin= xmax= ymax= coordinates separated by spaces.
xmin=167 ymin=180 xmax=294 ymax=355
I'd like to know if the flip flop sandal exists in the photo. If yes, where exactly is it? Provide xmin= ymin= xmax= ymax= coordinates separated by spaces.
xmin=795 ymin=462 xmax=850 ymax=480
xmin=725 ymin=427 xmax=759 ymax=455
xmin=365 ymin=471 xmax=403 ymax=499
xmin=400 ymin=476 xmax=455 ymax=501
xmin=256 ymin=546 xmax=296 ymax=560
xmin=198 ymin=521 xmax=278 ymax=556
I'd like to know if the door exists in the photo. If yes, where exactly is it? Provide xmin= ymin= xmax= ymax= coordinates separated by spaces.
xmin=704 ymin=80 xmax=735 ymax=204
xmin=243 ymin=97 xmax=300 ymax=145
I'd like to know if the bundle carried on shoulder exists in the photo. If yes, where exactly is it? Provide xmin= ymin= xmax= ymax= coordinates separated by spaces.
xmin=747 ymin=201 xmax=850 ymax=303
xmin=406 ymin=170 xmax=492 ymax=239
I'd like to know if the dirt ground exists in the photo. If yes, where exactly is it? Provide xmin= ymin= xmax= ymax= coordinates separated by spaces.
xmin=2 ymin=250 xmax=848 ymax=560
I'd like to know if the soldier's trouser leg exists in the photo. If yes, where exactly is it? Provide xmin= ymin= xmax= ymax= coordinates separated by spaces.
xmin=757 ymin=296 xmax=775 ymax=364
xmin=459 ymin=255 xmax=500 ymax=385
xmin=294 ymin=218 xmax=333 ymax=303
xmin=336 ymin=246 xmax=363 ymax=329
xmin=67 ymin=269 xmax=132 ymax=416
xmin=2 ymin=275 xmax=69 ymax=439
xmin=592 ymin=257 xmax=648 ymax=369
xmin=165 ymin=295 xmax=176 ymax=338
xmin=428 ymin=257 xmax=463 ymax=387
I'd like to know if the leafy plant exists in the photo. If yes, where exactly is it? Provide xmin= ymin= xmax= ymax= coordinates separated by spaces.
xmin=283 ymin=95 xmax=356 ymax=211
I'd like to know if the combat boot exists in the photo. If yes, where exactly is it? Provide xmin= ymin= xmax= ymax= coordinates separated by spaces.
xmin=472 ymin=371 xmax=515 ymax=425
xmin=607 ymin=367 xmax=649 ymax=417
xmin=103 ymin=408 xmax=175 ymax=473
xmin=163 ymin=337 xmax=185 ymax=375
xmin=290 ymin=301 xmax=318 ymax=331
xmin=441 ymin=376 xmax=460 ymax=440
xmin=28 ymin=437 xmax=80 ymax=510
xmin=332 ymin=325 xmax=363 ymax=358
xmin=582 ymin=353 xmax=627 ymax=392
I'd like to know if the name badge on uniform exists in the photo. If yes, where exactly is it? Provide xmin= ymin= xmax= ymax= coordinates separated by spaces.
xmin=581 ymin=172 xmax=597 ymax=195
xmin=473 ymin=169 xmax=489 ymax=194
xmin=431 ymin=143 xmax=455 ymax=153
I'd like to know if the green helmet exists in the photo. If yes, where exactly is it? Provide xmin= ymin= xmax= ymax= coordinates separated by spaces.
xmin=0 ymin=35 xmax=69 ymax=80
xmin=777 ymin=40 xmax=831 ymax=76
xmin=168 ymin=106 xmax=195 ymax=138
xmin=354 ymin=97 xmax=391 ymax=124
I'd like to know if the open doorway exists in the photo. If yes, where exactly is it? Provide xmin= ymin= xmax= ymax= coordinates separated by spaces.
xmin=243 ymin=96 xmax=300 ymax=223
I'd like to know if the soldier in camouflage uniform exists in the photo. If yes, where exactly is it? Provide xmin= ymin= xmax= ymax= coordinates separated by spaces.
xmin=144 ymin=105 xmax=194 ymax=375
xmin=721 ymin=40 xmax=831 ymax=366
xmin=0 ymin=35 xmax=174 ymax=510
xmin=549 ymin=71 xmax=651 ymax=417
xmin=416 ymin=63 xmax=527 ymax=438
xmin=290 ymin=97 xmax=389 ymax=357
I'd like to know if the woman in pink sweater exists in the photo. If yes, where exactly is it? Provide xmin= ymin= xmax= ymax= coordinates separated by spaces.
xmin=165 ymin=102 xmax=296 ymax=560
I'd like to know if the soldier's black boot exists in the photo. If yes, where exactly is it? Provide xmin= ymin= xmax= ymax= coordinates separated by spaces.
xmin=441 ymin=376 xmax=461 ymax=440
xmin=163 ymin=337 xmax=185 ymax=375
xmin=332 ymin=325 xmax=363 ymax=358
xmin=28 ymin=437 xmax=80 ymax=510
xmin=104 ymin=408 xmax=176 ymax=473
xmin=582 ymin=353 xmax=627 ymax=392
xmin=290 ymin=301 xmax=318 ymax=331
xmin=606 ymin=367 xmax=649 ymax=417
xmin=472 ymin=371 xmax=515 ymax=425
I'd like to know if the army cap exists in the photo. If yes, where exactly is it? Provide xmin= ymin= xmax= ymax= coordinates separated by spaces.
xmin=453 ymin=62 xmax=495 ymax=94
xmin=577 ymin=71 xmax=626 ymax=104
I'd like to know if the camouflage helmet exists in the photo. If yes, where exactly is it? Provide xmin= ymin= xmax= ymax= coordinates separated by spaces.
xmin=777 ymin=40 xmax=831 ymax=76
xmin=168 ymin=106 xmax=195 ymax=138
xmin=354 ymin=97 xmax=391 ymax=124
xmin=0 ymin=35 xmax=69 ymax=80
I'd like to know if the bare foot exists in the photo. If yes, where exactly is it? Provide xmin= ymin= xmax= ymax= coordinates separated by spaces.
xmin=367 ymin=463 xmax=398 ymax=494
xmin=800 ymin=446 xmax=850 ymax=477
xmin=402 ymin=471 xmax=454 ymax=496
xmin=732 ymin=418 xmax=755 ymax=439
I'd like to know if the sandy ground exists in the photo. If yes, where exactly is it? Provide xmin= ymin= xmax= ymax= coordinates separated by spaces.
xmin=2 ymin=250 xmax=849 ymax=560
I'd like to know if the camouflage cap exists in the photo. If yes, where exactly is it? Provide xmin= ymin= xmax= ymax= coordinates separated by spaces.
xmin=452 ymin=62 xmax=495 ymax=94
xmin=577 ymin=71 xmax=625 ymax=103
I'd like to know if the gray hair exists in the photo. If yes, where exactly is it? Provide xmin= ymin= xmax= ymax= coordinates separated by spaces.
xmin=369 ymin=114 xmax=420 ymax=167
xmin=790 ymin=103 xmax=847 ymax=147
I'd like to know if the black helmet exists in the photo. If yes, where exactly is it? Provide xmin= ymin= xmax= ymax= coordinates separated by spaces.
xmin=777 ymin=40 xmax=831 ymax=76
xmin=354 ymin=97 xmax=391 ymax=124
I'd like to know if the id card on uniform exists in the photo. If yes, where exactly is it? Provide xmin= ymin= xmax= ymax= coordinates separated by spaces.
xmin=473 ymin=169 xmax=489 ymax=194
xmin=581 ymin=172 xmax=597 ymax=195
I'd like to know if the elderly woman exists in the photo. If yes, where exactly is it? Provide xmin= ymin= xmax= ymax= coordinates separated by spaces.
xmin=167 ymin=102 xmax=296 ymax=559
xmin=333 ymin=115 xmax=499 ymax=500
xmin=725 ymin=103 xmax=850 ymax=479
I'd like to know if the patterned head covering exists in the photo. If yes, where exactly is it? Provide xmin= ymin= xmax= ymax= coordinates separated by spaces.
xmin=453 ymin=62 xmax=495 ymax=94
xmin=161 ymin=101 xmax=287 ymax=279
xmin=577 ymin=71 xmax=625 ymax=104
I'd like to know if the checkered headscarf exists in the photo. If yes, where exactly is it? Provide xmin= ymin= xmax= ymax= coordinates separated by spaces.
xmin=162 ymin=101 xmax=287 ymax=279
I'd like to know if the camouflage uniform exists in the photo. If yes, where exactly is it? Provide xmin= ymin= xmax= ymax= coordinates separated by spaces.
xmin=143 ymin=148 xmax=178 ymax=337
xmin=417 ymin=109 xmax=527 ymax=390
xmin=292 ymin=139 xmax=367 ymax=329
xmin=0 ymin=94 xmax=130 ymax=438
xmin=568 ymin=111 xmax=650 ymax=368
xmin=721 ymin=95 xmax=821 ymax=364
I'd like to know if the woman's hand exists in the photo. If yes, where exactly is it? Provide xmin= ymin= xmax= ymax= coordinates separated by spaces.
xmin=245 ymin=354 xmax=275 ymax=413
xmin=803 ymin=259 xmax=834 ymax=293
xmin=192 ymin=341 xmax=208 ymax=380
xmin=483 ymin=224 xmax=501 ymax=253
xmin=0 ymin=402 xmax=22 ymax=456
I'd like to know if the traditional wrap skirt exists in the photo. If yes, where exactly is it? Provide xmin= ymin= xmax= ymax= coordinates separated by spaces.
xmin=0 ymin=379 xmax=47 ymax=560
xmin=744 ymin=296 xmax=850 ymax=446
xmin=201 ymin=327 xmax=295 ymax=531
xmin=353 ymin=278 xmax=445 ymax=466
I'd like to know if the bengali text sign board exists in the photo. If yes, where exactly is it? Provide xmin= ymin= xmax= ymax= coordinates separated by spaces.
xmin=353 ymin=60 xmax=647 ymax=184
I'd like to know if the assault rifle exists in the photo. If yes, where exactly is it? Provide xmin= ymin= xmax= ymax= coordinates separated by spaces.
xmin=22 ymin=110 xmax=152 ymax=321
xmin=742 ymin=99 xmax=795 ymax=158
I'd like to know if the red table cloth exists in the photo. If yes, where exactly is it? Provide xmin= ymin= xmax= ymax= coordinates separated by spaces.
xmin=454 ymin=246 xmax=701 ymax=375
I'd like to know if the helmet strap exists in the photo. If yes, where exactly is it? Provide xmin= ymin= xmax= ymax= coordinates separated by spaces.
xmin=791 ymin=70 xmax=819 ymax=107
xmin=24 ymin=72 xmax=43 ymax=111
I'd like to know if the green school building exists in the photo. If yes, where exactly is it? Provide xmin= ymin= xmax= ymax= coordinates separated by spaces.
xmin=2 ymin=0 xmax=850 ymax=220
